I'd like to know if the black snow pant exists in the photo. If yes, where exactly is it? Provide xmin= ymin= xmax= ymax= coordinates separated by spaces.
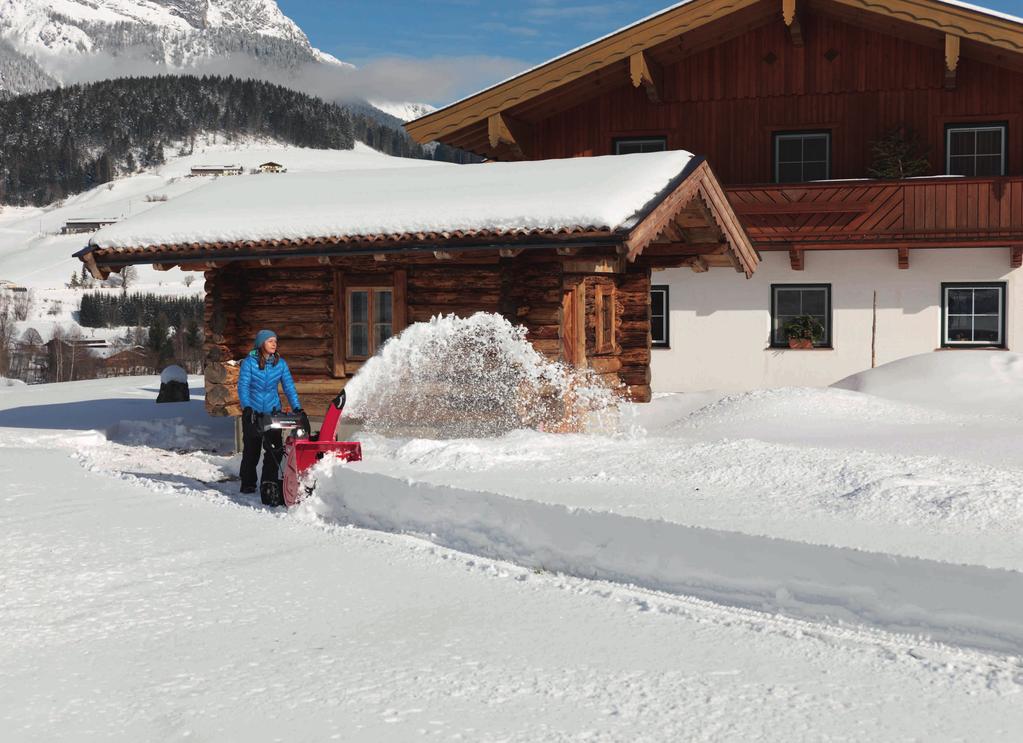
xmin=240 ymin=419 xmax=284 ymax=489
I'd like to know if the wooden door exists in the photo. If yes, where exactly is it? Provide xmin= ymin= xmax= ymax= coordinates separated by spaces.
xmin=561 ymin=282 xmax=585 ymax=366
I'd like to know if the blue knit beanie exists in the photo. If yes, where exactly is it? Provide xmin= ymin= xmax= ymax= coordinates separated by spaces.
xmin=254 ymin=329 xmax=277 ymax=351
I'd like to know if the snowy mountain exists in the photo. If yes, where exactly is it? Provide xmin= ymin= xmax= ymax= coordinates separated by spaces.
xmin=0 ymin=0 xmax=349 ymax=95
xmin=368 ymin=100 xmax=437 ymax=123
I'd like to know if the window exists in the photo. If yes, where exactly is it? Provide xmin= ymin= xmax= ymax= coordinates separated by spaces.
xmin=595 ymin=284 xmax=616 ymax=353
xmin=771 ymin=284 xmax=832 ymax=348
xmin=651 ymin=285 xmax=669 ymax=348
xmin=774 ymin=132 xmax=831 ymax=183
xmin=347 ymin=287 xmax=393 ymax=359
xmin=946 ymin=124 xmax=1006 ymax=177
xmin=942 ymin=283 xmax=1006 ymax=347
xmin=614 ymin=137 xmax=667 ymax=155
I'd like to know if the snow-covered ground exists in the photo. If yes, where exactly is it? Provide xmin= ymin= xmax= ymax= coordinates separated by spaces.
xmin=0 ymin=137 xmax=441 ymax=345
xmin=1 ymin=354 xmax=1022 ymax=740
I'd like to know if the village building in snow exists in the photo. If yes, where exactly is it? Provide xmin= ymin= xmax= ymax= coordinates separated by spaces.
xmin=407 ymin=0 xmax=1023 ymax=393
xmin=62 ymin=218 xmax=119 ymax=235
xmin=258 ymin=162 xmax=286 ymax=173
xmin=189 ymin=165 xmax=244 ymax=177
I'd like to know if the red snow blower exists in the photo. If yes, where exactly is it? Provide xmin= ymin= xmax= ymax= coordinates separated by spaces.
xmin=261 ymin=389 xmax=362 ymax=508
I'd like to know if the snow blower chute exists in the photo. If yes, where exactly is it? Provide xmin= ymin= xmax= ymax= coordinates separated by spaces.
xmin=260 ymin=389 xmax=362 ymax=507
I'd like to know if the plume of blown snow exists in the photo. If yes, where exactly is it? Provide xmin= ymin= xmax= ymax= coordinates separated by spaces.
xmin=344 ymin=313 xmax=622 ymax=438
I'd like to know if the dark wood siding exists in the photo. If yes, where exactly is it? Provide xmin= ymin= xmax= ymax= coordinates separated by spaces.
xmin=535 ymin=12 xmax=1023 ymax=185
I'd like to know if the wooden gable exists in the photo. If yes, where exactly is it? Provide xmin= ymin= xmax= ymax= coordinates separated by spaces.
xmin=406 ymin=0 xmax=1023 ymax=162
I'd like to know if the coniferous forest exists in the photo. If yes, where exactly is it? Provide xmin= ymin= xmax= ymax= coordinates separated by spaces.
xmin=0 ymin=74 xmax=475 ymax=206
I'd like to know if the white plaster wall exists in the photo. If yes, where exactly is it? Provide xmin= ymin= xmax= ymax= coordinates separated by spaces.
xmin=650 ymin=249 xmax=1022 ymax=392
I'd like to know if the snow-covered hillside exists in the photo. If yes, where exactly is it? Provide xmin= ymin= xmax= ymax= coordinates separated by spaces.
xmin=1 ymin=371 xmax=1022 ymax=740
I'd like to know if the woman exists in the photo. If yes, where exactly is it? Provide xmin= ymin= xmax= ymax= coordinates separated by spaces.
xmin=237 ymin=329 xmax=302 ymax=502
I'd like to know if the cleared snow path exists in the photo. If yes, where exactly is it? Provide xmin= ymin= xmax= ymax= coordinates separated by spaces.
xmin=309 ymin=466 xmax=1023 ymax=656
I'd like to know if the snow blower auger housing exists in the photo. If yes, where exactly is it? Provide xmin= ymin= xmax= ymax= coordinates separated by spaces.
xmin=262 ymin=390 xmax=362 ymax=507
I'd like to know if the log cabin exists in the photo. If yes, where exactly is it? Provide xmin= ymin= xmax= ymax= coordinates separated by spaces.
xmin=77 ymin=152 xmax=756 ymax=415
xmin=406 ymin=0 xmax=1023 ymax=392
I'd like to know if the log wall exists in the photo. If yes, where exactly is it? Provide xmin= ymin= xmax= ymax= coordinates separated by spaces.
xmin=204 ymin=254 xmax=654 ymax=416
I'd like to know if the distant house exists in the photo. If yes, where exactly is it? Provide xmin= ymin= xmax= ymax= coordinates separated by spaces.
xmin=258 ymin=162 xmax=286 ymax=173
xmin=190 ymin=165 xmax=244 ymax=177
xmin=104 ymin=347 xmax=154 ymax=377
xmin=62 ymin=218 xmax=119 ymax=235
xmin=0 ymin=279 xmax=27 ymax=292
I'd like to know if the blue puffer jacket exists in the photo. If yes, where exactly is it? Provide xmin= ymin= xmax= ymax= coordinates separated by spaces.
xmin=237 ymin=350 xmax=301 ymax=414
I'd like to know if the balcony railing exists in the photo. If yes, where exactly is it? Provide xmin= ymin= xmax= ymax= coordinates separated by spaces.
xmin=726 ymin=176 xmax=1023 ymax=252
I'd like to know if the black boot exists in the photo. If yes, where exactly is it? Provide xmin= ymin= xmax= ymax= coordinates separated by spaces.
xmin=260 ymin=480 xmax=283 ymax=507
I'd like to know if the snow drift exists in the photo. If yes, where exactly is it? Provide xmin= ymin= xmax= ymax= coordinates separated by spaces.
xmin=833 ymin=350 xmax=1023 ymax=417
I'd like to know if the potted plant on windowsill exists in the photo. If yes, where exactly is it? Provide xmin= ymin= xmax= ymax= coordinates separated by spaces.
xmin=783 ymin=315 xmax=825 ymax=349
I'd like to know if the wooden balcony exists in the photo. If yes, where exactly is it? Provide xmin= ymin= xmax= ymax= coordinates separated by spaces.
xmin=726 ymin=176 xmax=1023 ymax=269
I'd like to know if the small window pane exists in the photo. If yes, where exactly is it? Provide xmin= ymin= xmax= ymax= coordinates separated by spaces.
xmin=946 ymin=289 xmax=973 ymax=314
xmin=948 ymin=156 xmax=974 ymax=177
xmin=949 ymin=131 xmax=974 ymax=157
xmin=975 ymin=156 xmax=1003 ymax=177
xmin=776 ymin=290 xmax=802 ymax=315
xmin=777 ymin=138 xmax=803 ymax=162
xmin=976 ymin=129 xmax=1002 ymax=155
xmin=350 ymin=291 xmax=368 ymax=323
xmin=802 ymin=291 xmax=826 ymax=315
xmin=803 ymin=136 xmax=828 ymax=161
xmin=651 ymin=290 xmax=664 ymax=316
xmin=803 ymin=162 xmax=829 ymax=181
xmin=973 ymin=288 xmax=1000 ymax=314
xmin=373 ymin=323 xmax=392 ymax=349
xmin=947 ymin=315 xmax=972 ymax=342
xmin=349 ymin=323 xmax=369 ymax=357
xmin=973 ymin=316 xmax=999 ymax=342
xmin=375 ymin=290 xmax=393 ymax=324
xmin=777 ymin=163 xmax=804 ymax=183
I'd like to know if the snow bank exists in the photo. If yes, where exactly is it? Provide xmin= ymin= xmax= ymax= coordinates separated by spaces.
xmin=345 ymin=313 xmax=621 ymax=437
xmin=91 ymin=151 xmax=695 ymax=249
xmin=105 ymin=418 xmax=226 ymax=451
xmin=833 ymin=351 xmax=1023 ymax=417
xmin=0 ymin=377 xmax=27 ymax=389
xmin=310 ymin=466 xmax=1023 ymax=655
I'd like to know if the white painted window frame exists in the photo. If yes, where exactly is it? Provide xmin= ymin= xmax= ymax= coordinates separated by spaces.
xmin=945 ymin=124 xmax=1007 ymax=177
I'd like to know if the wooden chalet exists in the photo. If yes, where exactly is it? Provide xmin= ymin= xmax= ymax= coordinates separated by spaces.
xmin=406 ymin=0 xmax=1023 ymax=391
xmin=77 ymin=153 xmax=756 ymax=414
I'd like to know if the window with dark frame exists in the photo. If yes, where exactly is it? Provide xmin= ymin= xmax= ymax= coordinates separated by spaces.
xmin=771 ymin=284 xmax=832 ymax=348
xmin=614 ymin=137 xmax=668 ymax=155
xmin=946 ymin=124 xmax=1006 ymax=177
xmin=651 ymin=285 xmax=669 ymax=348
xmin=774 ymin=131 xmax=831 ymax=183
xmin=942 ymin=282 xmax=1006 ymax=347
xmin=347 ymin=287 xmax=394 ymax=359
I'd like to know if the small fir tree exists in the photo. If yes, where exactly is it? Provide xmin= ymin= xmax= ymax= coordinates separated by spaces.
xmin=868 ymin=126 xmax=930 ymax=179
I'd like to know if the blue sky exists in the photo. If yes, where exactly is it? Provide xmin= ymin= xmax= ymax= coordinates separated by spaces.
xmin=276 ymin=0 xmax=1023 ymax=105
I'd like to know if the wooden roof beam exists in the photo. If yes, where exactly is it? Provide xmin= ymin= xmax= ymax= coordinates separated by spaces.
xmin=783 ymin=0 xmax=803 ymax=46
xmin=898 ymin=246 xmax=910 ymax=269
xmin=629 ymin=50 xmax=663 ymax=104
xmin=945 ymin=33 xmax=960 ymax=89
xmin=789 ymin=247 xmax=805 ymax=271
xmin=488 ymin=112 xmax=532 ymax=160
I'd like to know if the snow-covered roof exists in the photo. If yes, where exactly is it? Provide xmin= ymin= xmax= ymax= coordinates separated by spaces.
xmin=91 ymin=151 xmax=698 ymax=250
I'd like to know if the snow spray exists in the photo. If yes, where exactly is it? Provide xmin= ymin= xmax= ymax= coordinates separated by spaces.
xmin=344 ymin=313 xmax=622 ymax=438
